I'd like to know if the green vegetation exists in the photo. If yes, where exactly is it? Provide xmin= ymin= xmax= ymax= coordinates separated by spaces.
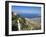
xmin=12 ymin=12 xmax=27 ymax=31
xmin=12 ymin=12 xmax=41 ymax=31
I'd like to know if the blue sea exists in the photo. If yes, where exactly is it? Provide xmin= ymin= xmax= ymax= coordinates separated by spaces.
xmin=18 ymin=13 xmax=41 ymax=18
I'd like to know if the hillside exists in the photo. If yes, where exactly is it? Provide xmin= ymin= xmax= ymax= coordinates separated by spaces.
xmin=12 ymin=13 xmax=41 ymax=31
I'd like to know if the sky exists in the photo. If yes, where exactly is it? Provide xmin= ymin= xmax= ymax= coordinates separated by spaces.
xmin=12 ymin=6 xmax=41 ymax=15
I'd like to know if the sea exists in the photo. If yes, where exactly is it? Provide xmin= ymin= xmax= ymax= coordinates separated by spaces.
xmin=19 ymin=13 xmax=41 ymax=18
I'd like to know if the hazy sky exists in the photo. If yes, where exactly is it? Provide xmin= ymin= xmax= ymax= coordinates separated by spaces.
xmin=12 ymin=6 xmax=41 ymax=14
